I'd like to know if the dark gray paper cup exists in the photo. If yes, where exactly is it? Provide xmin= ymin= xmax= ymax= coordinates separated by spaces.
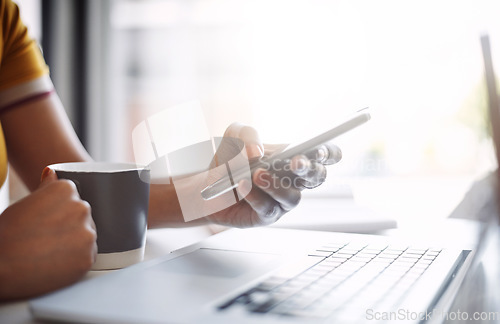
xmin=49 ymin=162 xmax=150 ymax=270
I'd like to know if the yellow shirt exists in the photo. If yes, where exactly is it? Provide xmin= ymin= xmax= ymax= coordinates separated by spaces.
xmin=0 ymin=0 xmax=51 ymax=187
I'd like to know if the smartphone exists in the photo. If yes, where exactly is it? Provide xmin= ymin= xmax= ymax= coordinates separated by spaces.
xmin=201 ymin=108 xmax=371 ymax=200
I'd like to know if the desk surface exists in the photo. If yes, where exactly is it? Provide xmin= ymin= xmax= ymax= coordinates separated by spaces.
xmin=1 ymin=175 xmax=498 ymax=324
xmin=1 ymin=219 xmax=498 ymax=324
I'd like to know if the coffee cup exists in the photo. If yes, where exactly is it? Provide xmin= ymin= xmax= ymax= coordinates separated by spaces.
xmin=49 ymin=162 xmax=150 ymax=270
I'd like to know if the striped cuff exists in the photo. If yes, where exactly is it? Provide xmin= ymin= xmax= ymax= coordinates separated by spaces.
xmin=0 ymin=75 xmax=54 ymax=110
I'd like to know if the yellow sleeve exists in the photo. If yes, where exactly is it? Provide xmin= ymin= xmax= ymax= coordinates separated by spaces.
xmin=0 ymin=0 xmax=52 ymax=189
xmin=0 ymin=0 xmax=49 ymax=92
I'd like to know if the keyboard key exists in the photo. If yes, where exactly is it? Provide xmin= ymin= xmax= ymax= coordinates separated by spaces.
xmin=274 ymin=285 xmax=303 ymax=296
xmin=414 ymin=259 xmax=431 ymax=267
xmin=322 ymin=259 xmax=344 ymax=267
xmin=401 ymin=252 xmax=422 ymax=258
xmin=270 ymin=298 xmax=311 ymax=314
xmin=360 ymin=249 xmax=382 ymax=255
xmin=386 ymin=244 xmax=408 ymax=251
xmin=308 ymin=250 xmax=333 ymax=258
xmin=249 ymin=288 xmax=303 ymax=313
xmin=328 ymin=256 xmax=350 ymax=263
xmin=315 ymin=263 xmax=340 ymax=271
xmin=248 ymin=291 xmax=271 ymax=305
xmin=298 ymin=271 xmax=325 ymax=282
xmin=254 ymin=277 xmax=287 ymax=291
xmin=338 ymin=248 xmax=361 ymax=255
xmin=406 ymin=248 xmax=427 ymax=255
xmin=217 ymin=293 xmax=251 ymax=310
xmin=377 ymin=255 xmax=399 ymax=261
xmin=408 ymin=247 xmax=427 ymax=252
xmin=344 ymin=243 xmax=367 ymax=250
xmin=303 ymin=268 xmax=330 ymax=277
xmin=322 ymin=271 xmax=350 ymax=282
xmin=306 ymin=283 xmax=335 ymax=295
xmin=334 ymin=252 xmax=357 ymax=258
xmin=371 ymin=258 xmax=394 ymax=264
xmin=407 ymin=267 xmax=426 ymax=276
xmin=351 ymin=256 xmax=372 ymax=263
xmin=293 ymin=273 xmax=320 ymax=284
xmin=356 ymin=252 xmax=377 ymax=259
xmin=286 ymin=278 xmax=315 ymax=290
xmin=389 ymin=260 xmax=413 ymax=268
xmin=394 ymin=258 xmax=418 ymax=264
xmin=316 ymin=247 xmax=340 ymax=253
xmin=380 ymin=250 xmax=403 ymax=256
xmin=316 ymin=276 xmax=344 ymax=288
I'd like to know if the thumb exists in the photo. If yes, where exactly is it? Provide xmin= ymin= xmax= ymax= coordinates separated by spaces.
xmin=39 ymin=167 xmax=58 ymax=187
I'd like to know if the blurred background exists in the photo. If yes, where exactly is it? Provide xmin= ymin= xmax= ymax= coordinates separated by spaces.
xmin=14 ymin=0 xmax=500 ymax=223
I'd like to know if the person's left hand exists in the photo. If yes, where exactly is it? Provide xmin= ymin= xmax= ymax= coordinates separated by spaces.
xmin=206 ymin=123 xmax=342 ymax=228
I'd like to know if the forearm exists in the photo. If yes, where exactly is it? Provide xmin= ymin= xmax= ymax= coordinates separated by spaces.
xmin=147 ymin=183 xmax=211 ymax=228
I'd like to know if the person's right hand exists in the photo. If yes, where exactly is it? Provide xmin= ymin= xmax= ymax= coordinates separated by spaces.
xmin=204 ymin=123 xmax=342 ymax=228
xmin=0 ymin=168 xmax=97 ymax=300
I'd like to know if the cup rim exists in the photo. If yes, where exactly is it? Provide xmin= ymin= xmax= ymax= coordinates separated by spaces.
xmin=49 ymin=162 xmax=149 ymax=173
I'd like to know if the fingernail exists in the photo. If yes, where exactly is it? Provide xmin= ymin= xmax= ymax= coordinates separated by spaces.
xmin=292 ymin=157 xmax=309 ymax=176
xmin=331 ymin=146 xmax=342 ymax=163
xmin=254 ymin=169 xmax=271 ymax=187
xmin=315 ymin=145 xmax=327 ymax=162
xmin=40 ymin=167 xmax=53 ymax=182
xmin=296 ymin=157 xmax=307 ymax=173
xmin=247 ymin=144 xmax=264 ymax=159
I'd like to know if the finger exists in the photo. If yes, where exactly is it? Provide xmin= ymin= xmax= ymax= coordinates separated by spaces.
xmin=84 ymin=208 xmax=98 ymax=261
xmin=252 ymin=169 xmax=302 ymax=211
xmin=89 ymin=220 xmax=97 ymax=233
xmin=86 ymin=210 xmax=97 ymax=232
xmin=236 ymin=178 xmax=286 ymax=226
xmin=224 ymin=123 xmax=264 ymax=159
xmin=304 ymin=143 xmax=342 ymax=165
xmin=91 ymin=241 xmax=98 ymax=264
xmin=263 ymin=143 xmax=289 ymax=158
xmin=39 ymin=167 xmax=58 ymax=187
xmin=290 ymin=156 xmax=327 ymax=189
xmin=212 ymin=136 xmax=245 ymax=167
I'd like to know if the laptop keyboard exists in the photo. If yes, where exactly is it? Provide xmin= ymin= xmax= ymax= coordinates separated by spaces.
xmin=218 ymin=242 xmax=442 ymax=321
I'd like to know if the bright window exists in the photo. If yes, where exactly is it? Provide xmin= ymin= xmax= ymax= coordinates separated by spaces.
xmin=99 ymin=0 xmax=500 ymax=213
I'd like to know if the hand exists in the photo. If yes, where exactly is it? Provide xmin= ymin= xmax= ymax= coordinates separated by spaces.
xmin=0 ymin=168 xmax=97 ymax=300
xmin=206 ymin=123 xmax=341 ymax=228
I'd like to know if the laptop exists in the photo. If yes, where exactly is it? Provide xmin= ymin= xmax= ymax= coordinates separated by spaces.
xmin=29 ymin=36 xmax=499 ymax=323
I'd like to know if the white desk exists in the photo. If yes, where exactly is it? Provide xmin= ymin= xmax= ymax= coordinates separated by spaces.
xmin=1 ymin=218 xmax=495 ymax=324
xmin=0 ymin=175 xmax=498 ymax=323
